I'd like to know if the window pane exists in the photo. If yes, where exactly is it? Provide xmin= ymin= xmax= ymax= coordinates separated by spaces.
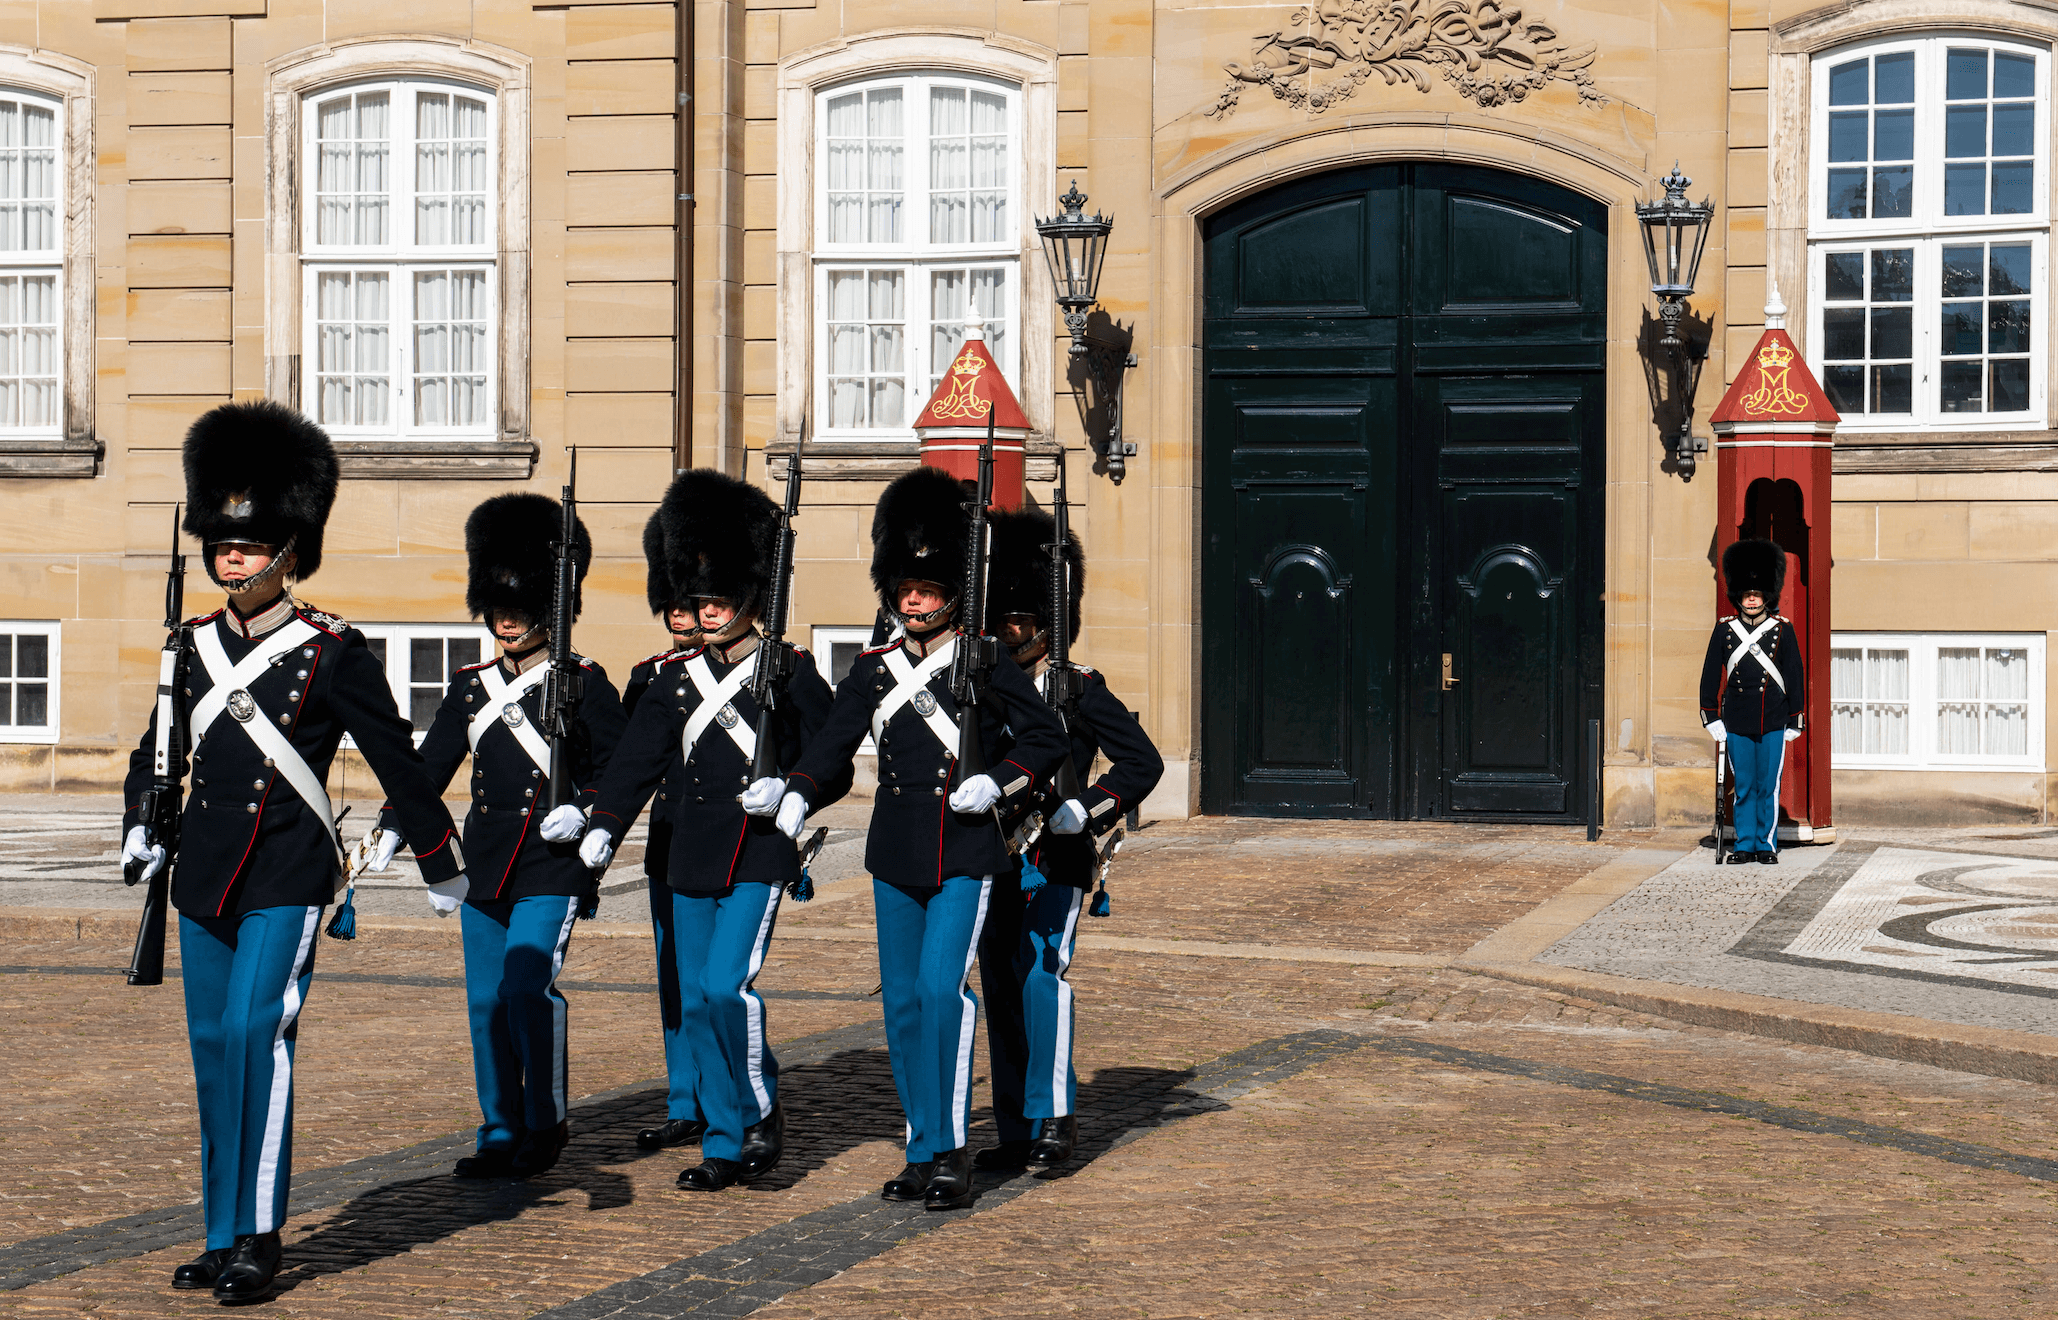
xmin=1939 ymin=359 xmax=1982 ymax=411
xmin=1948 ymin=48 xmax=1989 ymax=99
xmin=416 ymin=92 xmax=489 ymax=246
xmin=449 ymin=636 xmax=482 ymax=670
xmin=0 ymin=633 xmax=12 ymax=677
xmin=16 ymin=632 xmax=45 ymax=678
xmin=825 ymin=85 xmax=904 ymax=245
xmin=410 ymin=688 xmax=440 ymax=732
xmin=1938 ymin=646 xmax=1981 ymax=699
xmin=15 ymin=681 xmax=44 ymax=726
xmin=1873 ymin=108 xmax=1914 ymax=161
xmin=314 ymin=270 xmax=390 ymax=429
xmin=366 ymin=636 xmax=387 ymax=666
xmin=1869 ymin=306 xmax=1911 ymax=358
xmin=1944 ymin=163 xmax=1987 ymax=214
xmin=1940 ymin=245 xmax=1983 ymax=297
xmin=1872 ymin=363 xmax=1911 ymax=413
xmin=1991 ymin=358 xmax=2030 ymax=411
xmin=1992 ymin=161 xmax=2034 ymax=214
xmin=1987 ymin=704 xmax=2028 ymax=756
xmin=1823 ymin=307 xmax=1865 ymax=359
xmin=1941 ymin=301 xmax=1982 ymax=354
xmin=1995 ymin=52 xmax=2036 ymax=98
xmin=1824 ymin=251 xmax=1865 ymax=300
xmin=410 ymin=636 xmax=443 ymax=685
xmin=1945 ymin=105 xmax=1988 ymax=158
xmin=1990 ymin=243 xmax=2031 ymax=295
xmin=313 ymin=91 xmax=389 ymax=245
xmin=1828 ymin=59 xmax=1869 ymax=105
xmin=1872 ymin=249 xmax=1912 ymax=301
xmin=0 ymin=98 xmax=57 ymax=256
xmin=1992 ymin=102 xmax=2034 ymax=158
xmin=1876 ymin=51 xmax=1914 ymax=102
xmin=1823 ymin=364 xmax=1863 ymax=412
xmin=1825 ymin=169 xmax=1867 ymax=219
xmin=1870 ymin=165 xmax=1912 ymax=218
xmin=412 ymin=269 xmax=489 ymax=428
xmin=1831 ymin=648 xmax=1863 ymax=699
xmin=823 ymin=267 xmax=905 ymax=429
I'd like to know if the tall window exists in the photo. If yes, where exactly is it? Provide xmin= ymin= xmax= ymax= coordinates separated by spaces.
xmin=1831 ymin=633 xmax=2044 ymax=770
xmin=0 ymin=91 xmax=59 ymax=436
xmin=0 ymin=620 xmax=56 ymax=743
xmin=356 ymin=623 xmax=491 ymax=738
xmin=813 ymin=73 xmax=1019 ymax=437
xmin=1809 ymin=39 xmax=2048 ymax=428
xmin=301 ymin=80 xmax=495 ymax=439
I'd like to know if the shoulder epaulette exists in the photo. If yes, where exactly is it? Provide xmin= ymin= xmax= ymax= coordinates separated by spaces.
xmin=296 ymin=606 xmax=350 ymax=636
xmin=858 ymin=639 xmax=901 ymax=658
xmin=456 ymin=656 xmax=497 ymax=674
xmin=635 ymin=648 xmax=676 ymax=669
xmin=183 ymin=608 xmax=224 ymax=628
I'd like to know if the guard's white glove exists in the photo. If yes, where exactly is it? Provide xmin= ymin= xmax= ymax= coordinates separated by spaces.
xmin=740 ymin=777 xmax=786 ymax=815
xmin=427 ymin=875 xmax=469 ymax=916
xmin=1049 ymin=799 xmax=1088 ymax=835
xmin=1784 ymin=727 xmax=1803 ymax=742
xmin=539 ymin=804 xmax=586 ymax=842
xmin=121 ymin=825 xmax=166 ymax=882
xmin=1705 ymin=720 xmax=1727 ymax=743
xmin=948 ymin=774 xmax=1001 ymax=815
xmin=579 ymin=827 xmax=615 ymax=870
xmin=365 ymin=828 xmax=401 ymax=873
xmin=775 ymin=792 xmax=810 ymax=840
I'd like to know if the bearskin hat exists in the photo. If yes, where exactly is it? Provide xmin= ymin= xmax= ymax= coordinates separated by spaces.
xmin=985 ymin=508 xmax=1085 ymax=645
xmin=181 ymin=401 xmax=339 ymax=581
xmin=870 ymin=465 xmax=971 ymax=612
xmin=652 ymin=469 xmax=781 ymax=613
xmin=1722 ymin=537 xmax=1786 ymax=611
xmin=642 ymin=509 xmax=669 ymax=616
xmin=464 ymin=492 xmax=591 ymax=624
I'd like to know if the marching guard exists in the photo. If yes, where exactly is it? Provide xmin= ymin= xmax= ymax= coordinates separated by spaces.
xmin=750 ymin=466 xmax=1068 ymax=1211
xmin=120 ymin=403 xmax=468 ymax=1302
xmin=367 ymin=493 xmax=627 ymax=1179
xmin=562 ymin=470 xmax=841 ymax=1191
xmin=1699 ymin=537 xmax=1805 ymax=863
xmin=976 ymin=507 xmax=1162 ymax=1171
xmin=623 ymin=509 xmax=708 ymax=1153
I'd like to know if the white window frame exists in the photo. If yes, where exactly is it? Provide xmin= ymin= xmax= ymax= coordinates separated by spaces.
xmin=1806 ymin=35 xmax=2052 ymax=431
xmin=810 ymin=71 xmax=1024 ymax=440
xmin=0 ymin=619 xmax=58 ymax=744
xmin=354 ymin=621 xmax=494 ymax=745
xmin=0 ymin=87 xmax=62 ymax=440
xmin=298 ymin=77 xmax=498 ymax=442
xmin=812 ymin=623 xmax=879 ymax=753
xmin=1830 ymin=631 xmax=2046 ymax=771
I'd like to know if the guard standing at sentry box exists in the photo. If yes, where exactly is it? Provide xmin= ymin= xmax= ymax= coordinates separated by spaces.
xmin=746 ymin=466 xmax=1070 ymax=1212
xmin=364 ymin=493 xmax=627 ymax=1179
xmin=621 ymin=508 xmax=706 ymax=1155
xmin=562 ymin=469 xmax=845 ymax=1192
xmin=1699 ymin=537 xmax=1805 ymax=864
xmin=119 ymin=402 xmax=469 ymax=1303
xmin=976 ymin=506 xmax=1162 ymax=1172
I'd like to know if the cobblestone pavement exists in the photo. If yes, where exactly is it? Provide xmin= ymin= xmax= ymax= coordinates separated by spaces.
xmin=6 ymin=803 xmax=2058 ymax=1316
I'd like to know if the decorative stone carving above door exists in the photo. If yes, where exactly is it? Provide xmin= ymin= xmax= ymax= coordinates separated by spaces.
xmin=1207 ymin=0 xmax=1605 ymax=117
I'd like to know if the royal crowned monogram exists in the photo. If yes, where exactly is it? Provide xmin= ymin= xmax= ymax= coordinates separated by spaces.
xmin=1739 ymin=338 xmax=1808 ymax=417
xmin=928 ymin=346 xmax=994 ymax=422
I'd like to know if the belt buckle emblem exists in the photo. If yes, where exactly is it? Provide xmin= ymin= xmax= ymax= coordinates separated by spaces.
xmin=226 ymin=689 xmax=256 ymax=723
xmin=912 ymin=689 xmax=938 ymax=717
xmin=503 ymin=703 xmax=525 ymax=727
xmin=716 ymin=703 xmax=739 ymax=729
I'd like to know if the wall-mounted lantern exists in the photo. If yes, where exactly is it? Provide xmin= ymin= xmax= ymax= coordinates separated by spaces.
xmin=1035 ymin=181 xmax=1137 ymax=481
xmin=1635 ymin=164 xmax=1717 ymax=480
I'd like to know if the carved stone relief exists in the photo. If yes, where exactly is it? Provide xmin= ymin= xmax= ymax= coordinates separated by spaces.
xmin=1207 ymin=0 xmax=1605 ymax=117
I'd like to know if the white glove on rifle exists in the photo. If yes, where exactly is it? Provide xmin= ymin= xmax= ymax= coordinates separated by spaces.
xmin=427 ymin=874 xmax=469 ymax=916
xmin=579 ymin=827 xmax=615 ymax=870
xmin=739 ymin=777 xmax=786 ymax=815
xmin=775 ymin=792 xmax=809 ymax=840
xmin=1048 ymin=799 xmax=1088 ymax=835
xmin=538 ymin=804 xmax=586 ymax=842
xmin=948 ymin=774 xmax=1001 ymax=815
xmin=121 ymin=825 xmax=166 ymax=882
xmin=1705 ymin=720 xmax=1727 ymax=743
xmin=1784 ymin=727 xmax=1803 ymax=743
xmin=365 ymin=828 xmax=401 ymax=873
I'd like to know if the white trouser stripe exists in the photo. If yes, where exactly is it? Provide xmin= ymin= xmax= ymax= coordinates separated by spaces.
xmin=253 ymin=906 xmax=321 ymax=1233
xmin=1049 ymin=888 xmax=1085 ymax=1116
xmin=740 ymin=885 xmax=783 ymax=1118
xmin=547 ymin=899 xmax=579 ymax=1123
xmin=1766 ymin=738 xmax=1787 ymax=854
xmin=949 ymin=875 xmax=994 ymax=1149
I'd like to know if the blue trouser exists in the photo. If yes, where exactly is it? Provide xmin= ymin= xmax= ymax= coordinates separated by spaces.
xmin=179 ymin=905 xmax=323 ymax=1249
xmin=458 ymin=895 xmax=579 ymax=1152
xmin=979 ymin=883 xmax=1087 ymax=1142
xmin=671 ymin=882 xmax=783 ymax=1161
xmin=874 ymin=875 xmax=993 ymax=1163
xmin=1729 ymin=729 xmax=1787 ymax=854
xmin=648 ymin=878 xmax=700 ymax=1123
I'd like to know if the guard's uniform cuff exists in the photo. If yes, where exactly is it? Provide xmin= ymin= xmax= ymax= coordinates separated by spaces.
xmin=412 ymin=829 xmax=465 ymax=885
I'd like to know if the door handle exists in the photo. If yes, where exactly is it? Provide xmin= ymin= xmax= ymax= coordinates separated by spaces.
xmin=1442 ymin=652 xmax=1458 ymax=690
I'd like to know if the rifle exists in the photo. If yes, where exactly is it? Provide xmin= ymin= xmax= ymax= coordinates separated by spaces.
xmin=1043 ymin=453 xmax=1084 ymax=804
xmin=948 ymin=413 xmax=1001 ymax=793
xmin=126 ymin=506 xmax=192 ymax=987
xmin=541 ymin=450 xmax=594 ymax=913
xmin=749 ymin=425 xmax=806 ymax=782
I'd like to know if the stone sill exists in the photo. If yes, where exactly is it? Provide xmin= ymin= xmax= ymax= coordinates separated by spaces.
xmin=1834 ymin=434 xmax=2058 ymax=474
xmin=0 ymin=436 xmax=102 ymax=478
xmin=764 ymin=434 xmax=1061 ymax=483
xmin=334 ymin=438 xmax=537 ymax=480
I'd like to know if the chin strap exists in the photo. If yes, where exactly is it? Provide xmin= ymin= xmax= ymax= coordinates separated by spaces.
xmin=214 ymin=535 xmax=298 ymax=594
xmin=1008 ymin=629 xmax=1048 ymax=665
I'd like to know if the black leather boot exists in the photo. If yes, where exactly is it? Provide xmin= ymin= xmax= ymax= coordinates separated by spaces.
xmin=210 ymin=1232 xmax=282 ymax=1302
xmin=452 ymin=1148 xmax=517 ymax=1179
xmin=511 ymin=1120 xmax=570 ymax=1179
xmin=1028 ymin=1115 xmax=1078 ymax=1167
xmin=637 ymin=1118 xmax=707 ymax=1151
xmin=678 ymin=1157 xmax=743 ymax=1191
xmin=973 ymin=1140 xmax=1035 ymax=1171
xmin=1758 ymin=850 xmax=1780 ymax=864
xmin=923 ymin=1147 xmax=973 ymax=1211
xmin=171 ymin=1246 xmax=233 ymax=1289
xmin=881 ymin=1161 xmax=933 ymax=1201
xmin=738 ymin=1103 xmax=784 ymax=1178
xmin=1724 ymin=850 xmax=1755 ymax=864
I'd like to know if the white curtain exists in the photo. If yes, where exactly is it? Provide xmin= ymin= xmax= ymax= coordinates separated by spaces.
xmin=317 ymin=93 xmax=388 ymax=245
xmin=1866 ymin=648 xmax=1909 ymax=755
xmin=867 ymin=90 xmax=903 ymax=243
xmin=969 ymin=90 xmax=1007 ymax=243
xmin=826 ymin=269 xmax=903 ymax=427
xmin=1936 ymin=646 xmax=1983 ymax=754
xmin=416 ymin=94 xmax=488 ymax=246
xmin=1984 ymin=647 xmax=2029 ymax=756
xmin=413 ymin=269 xmax=487 ymax=427
xmin=928 ymin=268 xmax=1008 ymax=395
xmin=929 ymin=87 xmax=967 ymax=244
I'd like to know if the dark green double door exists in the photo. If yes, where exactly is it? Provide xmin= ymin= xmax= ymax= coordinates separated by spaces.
xmin=1200 ymin=164 xmax=1606 ymax=820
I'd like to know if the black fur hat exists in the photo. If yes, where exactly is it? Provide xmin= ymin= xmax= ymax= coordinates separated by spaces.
xmin=653 ymin=469 xmax=781 ymax=612
xmin=1722 ymin=537 xmax=1786 ymax=611
xmin=465 ymin=492 xmax=591 ymax=623
xmin=642 ymin=510 xmax=669 ymax=616
xmin=986 ymin=508 xmax=1084 ymax=645
xmin=181 ymin=401 xmax=339 ymax=581
xmin=870 ymin=465 xmax=970 ymax=613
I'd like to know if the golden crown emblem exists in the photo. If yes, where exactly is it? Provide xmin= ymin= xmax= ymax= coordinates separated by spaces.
xmin=1757 ymin=338 xmax=1794 ymax=369
xmin=927 ymin=344 xmax=993 ymax=421
xmin=1739 ymin=334 xmax=1807 ymax=416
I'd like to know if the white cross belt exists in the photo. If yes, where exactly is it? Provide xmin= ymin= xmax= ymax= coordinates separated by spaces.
xmin=1724 ymin=617 xmax=1785 ymax=693
xmin=469 ymin=662 xmax=554 ymax=774
xmin=875 ymin=639 xmax=961 ymax=752
xmin=683 ymin=653 xmax=758 ymax=762
xmin=191 ymin=619 xmax=343 ymax=868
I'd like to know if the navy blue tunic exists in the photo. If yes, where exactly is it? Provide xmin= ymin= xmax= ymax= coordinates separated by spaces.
xmin=622 ymin=646 xmax=686 ymax=888
xmin=1698 ymin=616 xmax=1806 ymax=738
xmin=1014 ymin=664 xmax=1164 ymax=890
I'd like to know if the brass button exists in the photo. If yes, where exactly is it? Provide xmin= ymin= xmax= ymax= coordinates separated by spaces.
xmin=659 ymin=793 xmax=667 ymax=801
xmin=676 ymin=687 xmax=687 ymax=697
xmin=470 ymin=677 xmax=479 ymax=686
xmin=277 ymin=713 xmax=291 ymax=726
xmin=465 ymin=695 xmax=473 ymax=703
xmin=195 ymin=777 xmax=205 ymax=787
xmin=524 ymin=788 xmax=534 ymax=798
xmin=480 ymin=803 xmax=490 ymax=813
xmin=531 ymin=769 xmax=541 ymax=778
xmin=200 ymin=800 xmax=208 ymax=808
xmin=245 ymin=803 xmax=257 ymax=814
xmin=934 ymin=787 xmax=943 ymax=796
xmin=302 ymin=647 xmax=314 ymax=658
xmin=893 ymin=787 xmax=901 ymax=795
xmin=263 ymin=758 xmax=274 ymax=768
xmin=938 ymin=769 xmax=947 ymax=779
xmin=252 ymin=778 xmax=265 ymax=790
xmin=296 ymin=669 xmax=308 ymax=680
xmin=288 ymin=690 xmax=301 ymax=701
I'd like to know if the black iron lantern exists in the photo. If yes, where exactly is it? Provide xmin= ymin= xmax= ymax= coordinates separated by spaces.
xmin=1035 ymin=181 xmax=1136 ymax=480
xmin=1635 ymin=165 xmax=1716 ymax=479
